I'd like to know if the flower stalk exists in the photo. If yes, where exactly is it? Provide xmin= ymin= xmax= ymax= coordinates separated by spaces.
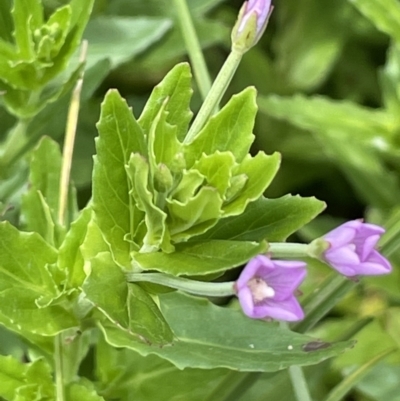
xmin=184 ymin=0 xmax=273 ymax=144
xmin=184 ymin=48 xmax=243 ymax=143
xmin=173 ymin=0 xmax=212 ymax=100
xmin=127 ymin=272 xmax=236 ymax=297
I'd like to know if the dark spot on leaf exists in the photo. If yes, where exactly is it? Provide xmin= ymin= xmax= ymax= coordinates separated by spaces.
xmin=302 ymin=341 xmax=332 ymax=352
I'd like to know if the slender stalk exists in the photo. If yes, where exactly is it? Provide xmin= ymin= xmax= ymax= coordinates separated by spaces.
xmin=293 ymin=274 xmax=355 ymax=334
xmin=54 ymin=335 xmax=66 ymax=401
xmin=268 ymin=243 xmax=309 ymax=258
xmin=288 ymin=365 xmax=313 ymax=401
xmin=281 ymin=322 xmax=313 ymax=401
xmin=58 ymin=40 xmax=88 ymax=225
xmin=173 ymin=0 xmax=212 ymax=100
xmin=55 ymin=41 xmax=88 ymax=401
xmin=323 ymin=347 xmax=396 ymax=401
xmin=127 ymin=272 xmax=235 ymax=297
xmin=184 ymin=48 xmax=243 ymax=143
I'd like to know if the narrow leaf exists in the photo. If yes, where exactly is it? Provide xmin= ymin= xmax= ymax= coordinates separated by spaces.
xmin=184 ymin=87 xmax=257 ymax=167
xmin=198 ymin=195 xmax=326 ymax=242
xmin=93 ymin=90 xmax=147 ymax=266
xmin=133 ymin=239 xmax=267 ymax=276
xmin=83 ymin=252 xmax=173 ymax=345
xmin=139 ymin=63 xmax=193 ymax=140
xmin=100 ymin=292 xmax=354 ymax=371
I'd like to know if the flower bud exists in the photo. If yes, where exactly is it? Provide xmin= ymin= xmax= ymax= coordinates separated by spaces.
xmin=312 ymin=220 xmax=392 ymax=277
xmin=154 ymin=163 xmax=174 ymax=193
xmin=231 ymin=0 xmax=273 ymax=53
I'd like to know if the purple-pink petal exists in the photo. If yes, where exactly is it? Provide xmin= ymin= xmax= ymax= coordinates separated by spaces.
xmin=324 ymin=225 xmax=356 ymax=249
xmin=325 ymin=245 xmax=360 ymax=266
xmin=236 ymin=255 xmax=271 ymax=289
xmin=236 ymin=255 xmax=306 ymax=321
xmin=322 ymin=220 xmax=391 ymax=277
xmin=251 ymin=296 xmax=304 ymax=321
xmin=357 ymin=234 xmax=380 ymax=260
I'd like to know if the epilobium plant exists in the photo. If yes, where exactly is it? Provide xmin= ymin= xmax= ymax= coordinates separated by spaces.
xmin=0 ymin=1 xmax=395 ymax=401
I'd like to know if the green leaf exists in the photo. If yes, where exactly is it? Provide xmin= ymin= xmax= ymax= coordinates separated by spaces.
xmin=184 ymin=87 xmax=257 ymax=167
xmin=83 ymin=252 xmax=173 ymax=345
xmin=349 ymin=0 xmax=400 ymax=43
xmin=95 ymin=339 xmax=228 ymax=401
xmin=82 ymin=16 xmax=172 ymax=69
xmin=317 ymin=134 xmax=400 ymax=209
xmin=40 ymin=0 xmax=94 ymax=83
xmin=193 ymin=152 xmax=235 ymax=197
xmin=100 ymin=291 xmax=354 ymax=371
xmin=1 ymin=60 xmax=84 ymax=119
xmin=0 ymin=356 xmax=54 ymax=401
xmin=25 ymin=137 xmax=61 ymax=214
xmin=223 ymin=152 xmax=281 ymax=216
xmin=22 ymin=190 xmax=56 ymax=245
xmin=0 ymin=222 xmax=78 ymax=335
xmin=133 ymin=239 xmax=267 ymax=276
xmin=258 ymin=94 xmax=392 ymax=142
xmin=93 ymin=89 xmax=147 ymax=267
xmin=39 ymin=6 xmax=71 ymax=60
xmin=67 ymin=383 xmax=105 ymax=401
xmin=258 ymin=94 xmax=400 ymax=209
xmin=167 ymin=187 xmax=223 ymax=242
xmin=21 ymin=137 xmax=67 ymax=246
xmin=324 ymin=347 xmax=397 ymax=401
xmin=380 ymin=44 xmax=400 ymax=120
xmin=273 ymin=0 xmax=346 ymax=90
xmin=198 ymin=195 xmax=326 ymax=242
xmin=12 ymin=0 xmax=43 ymax=60
xmin=58 ymin=208 xmax=92 ymax=289
xmin=126 ymin=153 xmax=170 ymax=253
xmin=138 ymin=63 xmax=193 ymax=140
xmin=0 ymin=0 xmax=13 ymax=42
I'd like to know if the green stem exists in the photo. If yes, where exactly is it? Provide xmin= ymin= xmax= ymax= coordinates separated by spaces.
xmin=127 ymin=272 xmax=235 ymax=297
xmin=281 ymin=322 xmax=313 ymax=401
xmin=268 ymin=243 xmax=309 ymax=258
xmin=54 ymin=335 xmax=66 ymax=401
xmin=288 ymin=365 xmax=313 ymax=401
xmin=173 ymin=0 xmax=212 ymax=100
xmin=184 ymin=48 xmax=243 ymax=143
xmin=323 ymin=347 xmax=396 ymax=401
xmin=54 ymin=41 xmax=87 ymax=401
xmin=293 ymin=274 xmax=356 ymax=334
xmin=58 ymin=40 xmax=88 ymax=226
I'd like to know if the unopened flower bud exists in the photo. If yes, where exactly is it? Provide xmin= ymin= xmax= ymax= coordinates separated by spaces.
xmin=154 ymin=163 xmax=174 ymax=193
xmin=312 ymin=220 xmax=392 ymax=277
xmin=231 ymin=0 xmax=273 ymax=53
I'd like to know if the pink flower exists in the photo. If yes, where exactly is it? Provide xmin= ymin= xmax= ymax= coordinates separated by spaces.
xmin=322 ymin=220 xmax=391 ymax=277
xmin=236 ymin=255 xmax=306 ymax=321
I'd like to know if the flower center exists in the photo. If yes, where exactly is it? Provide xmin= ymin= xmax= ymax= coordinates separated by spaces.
xmin=247 ymin=277 xmax=275 ymax=303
